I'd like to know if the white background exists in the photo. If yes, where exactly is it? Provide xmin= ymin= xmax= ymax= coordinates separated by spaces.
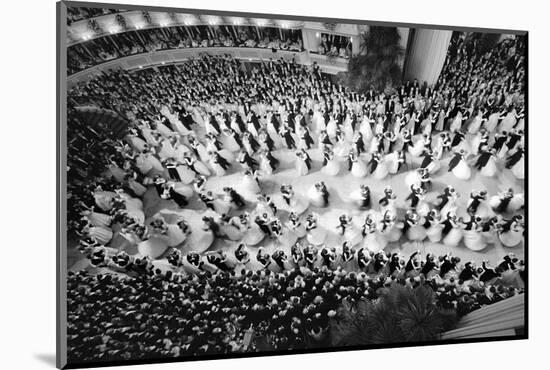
xmin=0 ymin=0 xmax=546 ymax=368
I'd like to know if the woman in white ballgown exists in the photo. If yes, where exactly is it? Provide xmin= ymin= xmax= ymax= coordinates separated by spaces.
xmin=500 ymin=107 xmax=517 ymax=133
xmin=404 ymin=211 xmax=427 ymax=242
xmin=405 ymin=168 xmax=423 ymax=189
xmin=80 ymin=207 xmax=111 ymax=228
xmin=378 ymin=211 xmax=402 ymax=244
xmin=479 ymin=150 xmax=498 ymax=177
xmin=370 ymin=152 xmax=388 ymax=180
xmin=145 ymin=151 xmax=165 ymax=174
xmin=158 ymin=138 xmax=176 ymax=161
xmin=127 ymin=132 xmax=148 ymax=153
xmin=208 ymin=152 xmax=229 ymax=177
xmin=348 ymin=184 xmax=371 ymax=209
xmin=359 ymin=114 xmax=373 ymax=143
xmin=135 ymin=151 xmax=153 ymax=175
xmin=93 ymin=187 xmax=116 ymax=212
xmin=326 ymin=115 xmax=338 ymax=138
xmin=361 ymin=215 xmax=383 ymax=253
xmin=137 ymin=235 xmax=169 ymax=259
xmin=84 ymin=223 xmax=114 ymax=246
xmin=408 ymin=134 xmax=427 ymax=157
xmin=286 ymin=212 xmax=307 ymax=238
xmin=510 ymin=150 xmax=524 ymax=180
xmin=342 ymin=219 xmax=363 ymax=247
xmin=184 ymin=155 xmax=209 ymax=177
xmin=333 ymin=131 xmax=350 ymax=158
xmin=242 ymin=170 xmax=261 ymax=195
xmin=385 ymin=150 xmax=403 ymax=175
xmin=280 ymin=184 xmax=310 ymax=215
xmin=220 ymin=129 xmax=241 ymax=152
xmin=508 ymin=192 xmax=524 ymax=213
xmin=295 ymin=150 xmax=310 ymax=176
xmin=322 ymin=148 xmax=341 ymax=176
xmin=463 ymin=216 xmax=486 ymax=251
xmin=424 ymin=210 xmax=443 ymax=243
xmin=449 ymin=150 xmax=471 ymax=180
xmin=173 ymin=161 xmax=196 ymax=184
xmin=307 ymin=182 xmax=329 ymax=208
xmin=350 ymin=151 xmax=368 ymax=178
xmin=238 ymin=213 xmax=265 ymax=246
xmin=312 ymin=110 xmax=325 ymax=133
xmin=166 ymin=220 xmax=190 ymax=248
xmin=485 ymin=109 xmax=502 ymax=133
xmin=368 ymin=133 xmax=382 ymax=154
xmin=450 ymin=110 xmax=463 ymax=133
xmin=219 ymin=216 xmax=244 ymax=241
xmin=498 ymin=216 xmax=524 ymax=248
xmin=442 ymin=214 xmax=463 ymax=247
xmin=186 ymin=216 xmax=216 ymax=254
xmin=468 ymin=110 xmax=485 ymax=134
xmin=305 ymin=213 xmax=327 ymax=246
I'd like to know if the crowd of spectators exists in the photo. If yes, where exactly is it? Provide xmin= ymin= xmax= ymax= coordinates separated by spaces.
xmin=317 ymin=33 xmax=352 ymax=59
xmin=68 ymin=24 xmax=303 ymax=74
xmin=67 ymin=6 xmax=122 ymax=25
xmin=67 ymin=249 xmax=524 ymax=363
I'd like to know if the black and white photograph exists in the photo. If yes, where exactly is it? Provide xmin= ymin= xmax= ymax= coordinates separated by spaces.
xmin=57 ymin=1 xmax=527 ymax=368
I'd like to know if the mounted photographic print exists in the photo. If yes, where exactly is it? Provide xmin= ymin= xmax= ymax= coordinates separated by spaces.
xmin=56 ymin=1 xmax=527 ymax=368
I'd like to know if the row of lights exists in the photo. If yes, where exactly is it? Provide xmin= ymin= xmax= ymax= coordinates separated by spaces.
xmin=79 ymin=16 xmax=298 ymax=41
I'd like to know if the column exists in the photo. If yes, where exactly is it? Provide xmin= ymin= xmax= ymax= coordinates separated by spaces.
xmin=403 ymin=28 xmax=452 ymax=86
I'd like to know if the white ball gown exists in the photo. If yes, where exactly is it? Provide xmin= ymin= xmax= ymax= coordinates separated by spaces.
xmin=88 ymin=225 xmax=114 ymax=245
xmin=138 ymin=233 xmax=169 ymax=259
xmin=220 ymin=219 xmax=244 ymax=241
xmin=242 ymin=173 xmax=261 ymax=195
xmin=405 ymin=170 xmax=422 ymax=189
xmin=128 ymin=178 xmax=147 ymax=197
xmin=468 ymin=115 xmax=484 ymax=134
xmin=343 ymin=224 xmax=364 ymax=247
xmin=307 ymin=186 xmax=328 ymax=208
xmin=322 ymin=157 xmax=341 ymax=176
xmin=450 ymin=112 xmax=463 ymax=132
xmin=385 ymin=151 xmax=401 ymax=174
xmin=165 ymin=224 xmax=188 ymax=247
xmin=379 ymin=220 xmax=402 ymax=244
xmin=186 ymin=225 xmax=215 ymax=253
xmin=241 ymin=220 xmax=265 ymax=246
xmin=283 ymin=194 xmax=310 ymax=215
xmin=499 ymin=222 xmax=524 ymax=248
xmin=82 ymin=210 xmax=111 ymax=228
xmin=508 ymin=193 xmax=524 ymax=213
xmin=306 ymin=223 xmax=327 ymax=246
xmin=500 ymin=111 xmax=517 ymax=132
xmin=463 ymin=228 xmax=487 ymax=251
xmin=451 ymin=157 xmax=472 ymax=180
xmin=443 ymin=225 xmax=463 ymax=247
xmin=362 ymin=229 xmax=384 ymax=253
xmin=350 ymin=158 xmax=368 ymax=178
xmin=93 ymin=190 xmax=116 ymax=212
xmin=511 ymin=154 xmax=524 ymax=180
xmin=406 ymin=222 xmax=427 ymax=242
xmin=286 ymin=220 xmax=307 ymax=238
xmin=480 ymin=155 xmax=498 ymax=177
xmin=135 ymin=153 xmax=153 ymax=175
xmin=425 ymin=219 xmax=443 ymax=243
xmin=175 ymin=164 xmax=196 ymax=184
xmin=372 ymin=159 xmax=389 ymax=180
xmin=485 ymin=112 xmax=501 ymax=133
xmin=408 ymin=136 xmax=427 ymax=158
xmin=295 ymin=157 xmax=310 ymax=176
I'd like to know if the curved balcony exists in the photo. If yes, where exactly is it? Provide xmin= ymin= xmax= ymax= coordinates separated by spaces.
xmin=67 ymin=47 xmax=350 ymax=87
